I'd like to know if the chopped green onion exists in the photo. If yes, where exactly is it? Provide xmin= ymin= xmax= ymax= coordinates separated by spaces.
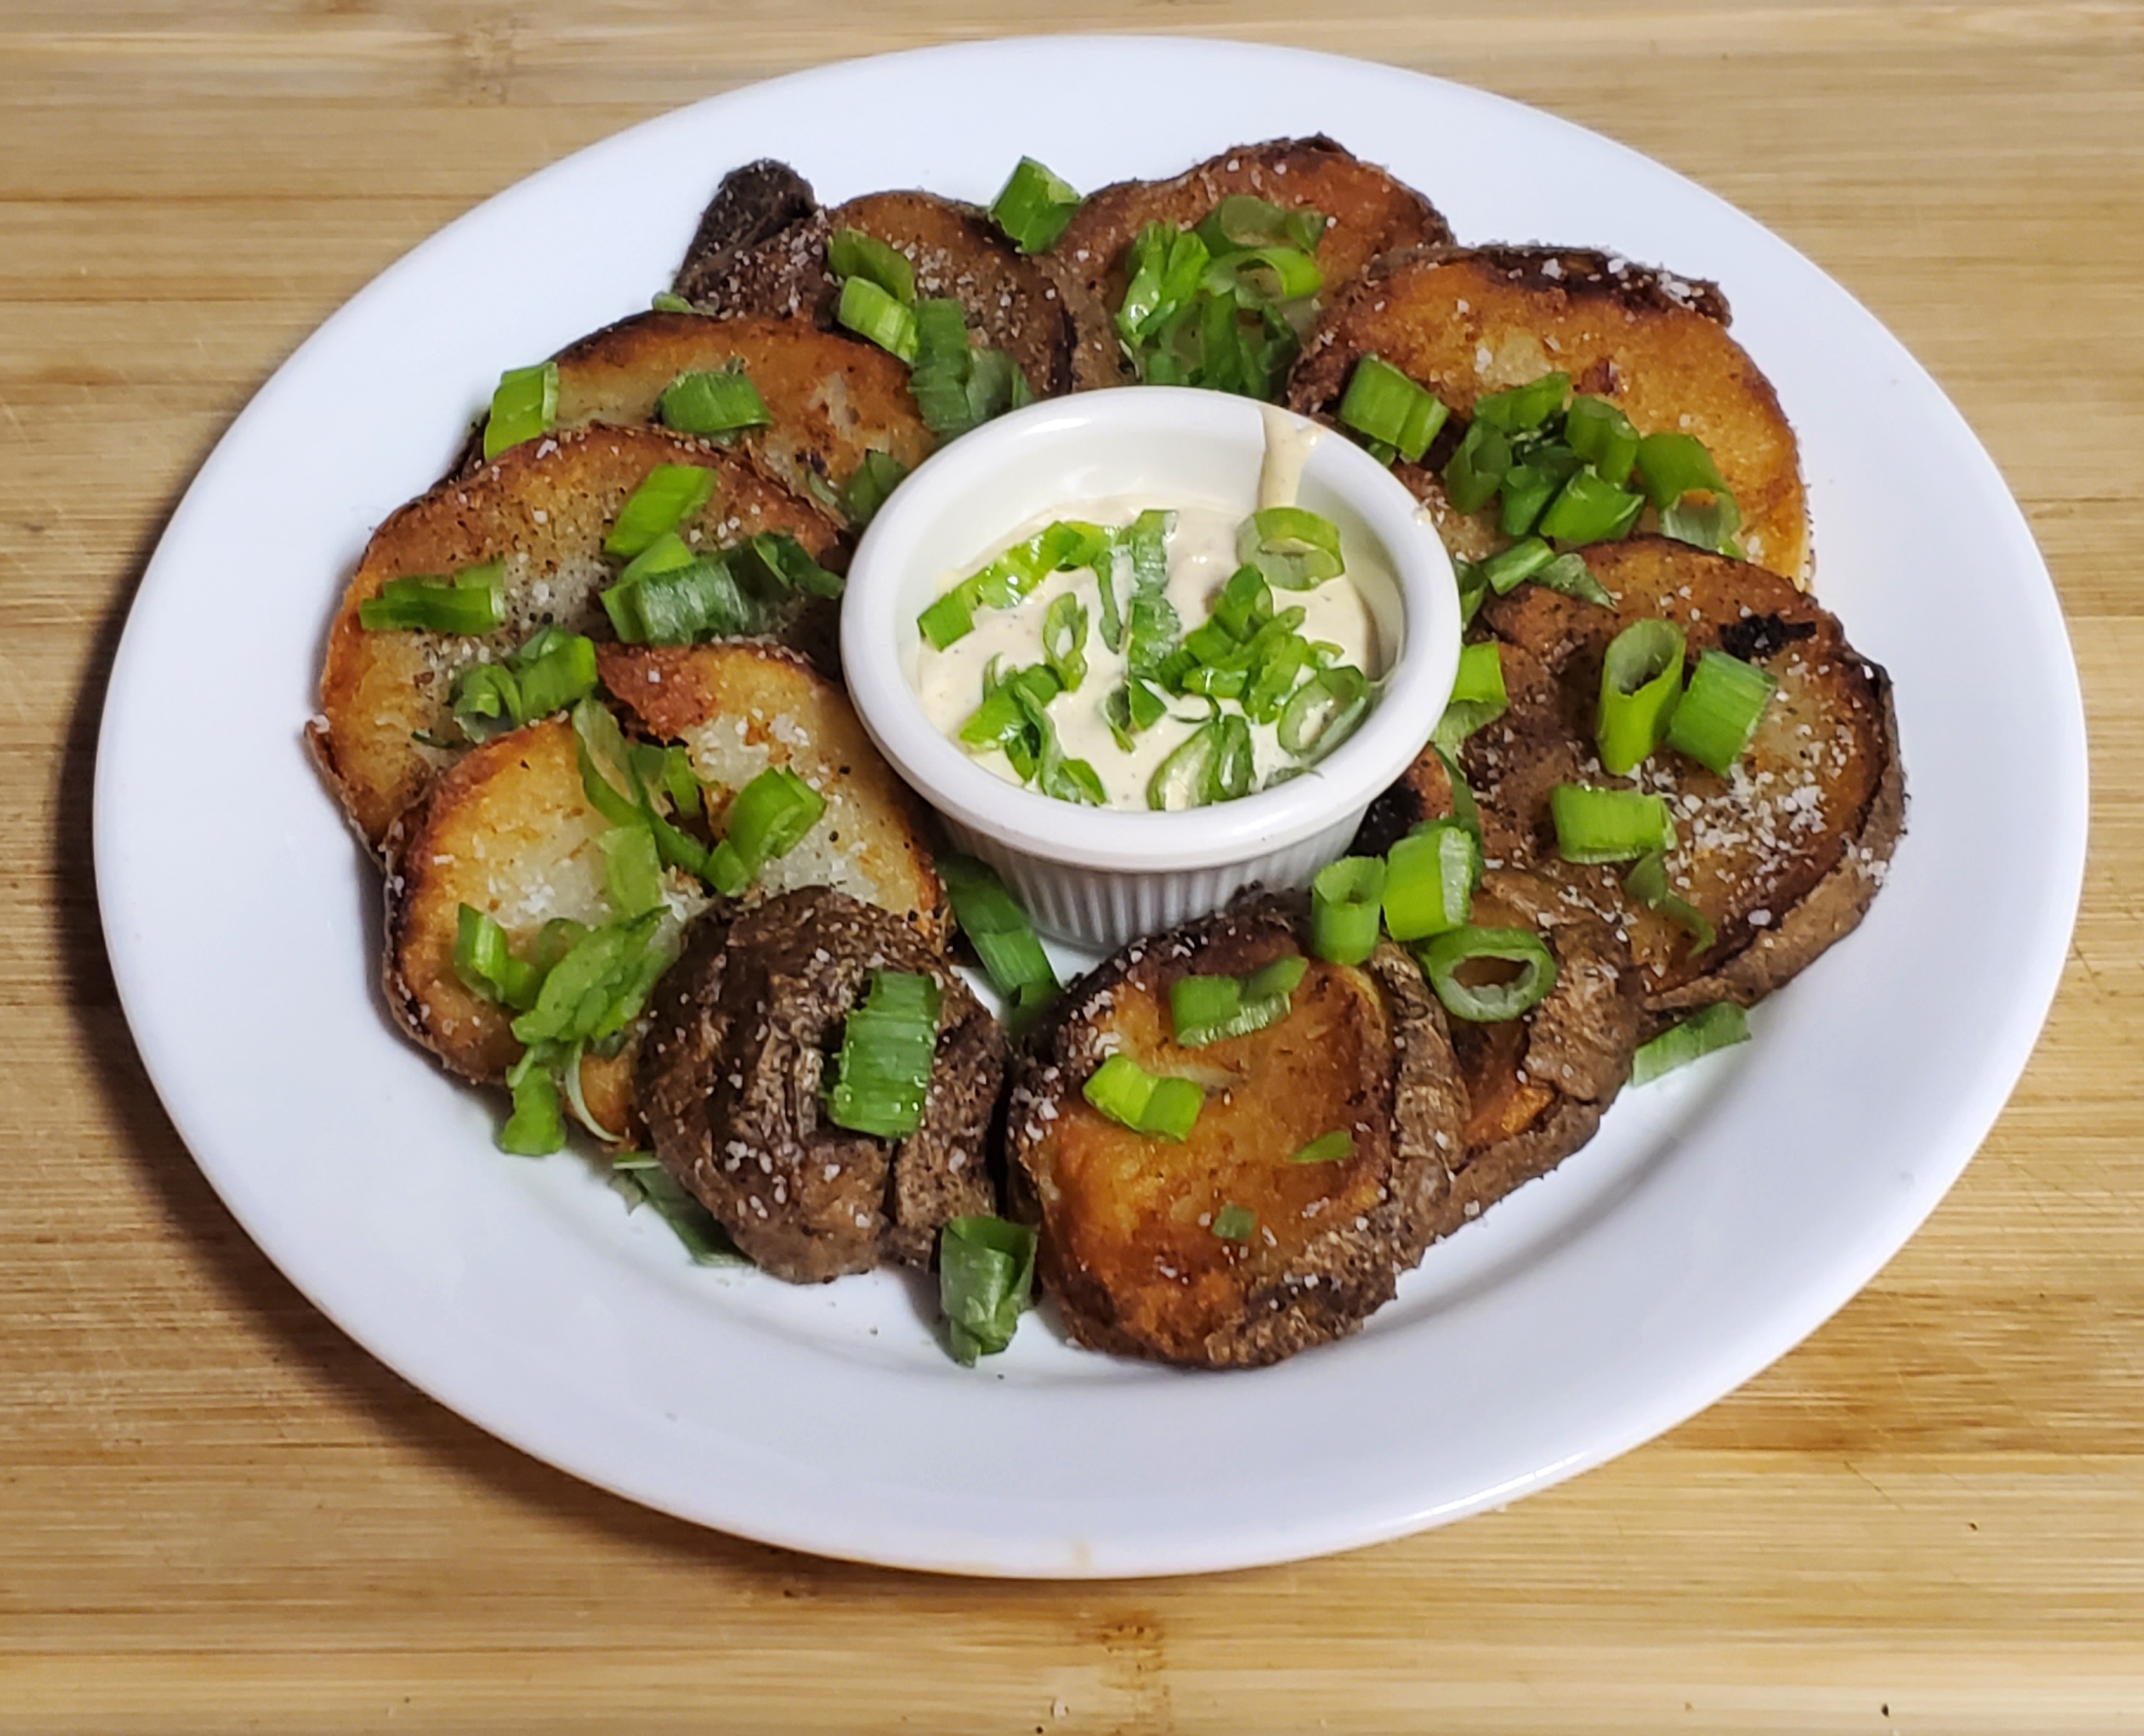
xmin=1596 ymin=618 xmax=1687 ymax=775
xmin=938 ymin=853 xmax=1059 ymax=1031
xmin=1082 ymin=1053 xmax=1204 ymax=1142
xmin=836 ymin=275 xmax=919 ymax=363
xmin=1497 ymin=457 xmax=1577 ymax=539
xmin=1289 ymin=1130 xmax=1354 ymax=1165
xmin=1634 ymin=431 xmax=1729 ymax=509
xmin=498 ymin=1052 xmax=566 ymax=1155
xmin=1432 ymin=639 xmax=1508 ymax=751
xmin=707 ymin=765 xmax=825 ymax=897
xmin=1539 ymin=468 xmax=1645 ymax=544
xmin=1443 ymin=420 xmax=1512 ymax=515
xmin=1212 ymin=1203 xmax=1257 ymax=1241
xmin=1168 ymin=955 xmax=1307 ymax=1048
xmin=1383 ymin=820 xmax=1481 ymax=942
xmin=453 ymin=904 xmax=542 ymax=1009
xmin=450 ymin=624 xmax=598 ymax=742
xmin=939 ymin=1215 xmax=1038 ymax=1365
xmin=1563 ymin=396 xmax=1640 ymax=488
xmin=1338 ymin=355 xmax=1449 ymax=464
xmin=1207 ymin=713 xmax=1254 ymax=803
xmin=1551 ymin=785 xmax=1677 ymax=863
xmin=827 ymin=228 xmax=915 ymax=303
xmin=509 ymin=909 xmax=675 ymax=1049
xmin=598 ymin=821 xmax=665 ymax=919
xmin=357 ymin=561 xmax=506 ymax=634
xmin=1436 ymin=741 xmax=1483 ymax=842
xmin=1146 ymin=719 xmax=1219 ymax=811
xmin=650 ymin=291 xmax=695 ymax=314
xmin=1196 ymin=194 xmax=1327 ymax=256
xmin=482 ymin=362 xmax=557 ymax=461
xmin=1665 ymin=649 xmax=1778 ymax=774
xmin=824 ymin=969 xmax=942 ymax=1139
xmin=1631 ymin=1000 xmax=1750 ymax=1085
xmin=841 ymin=449 xmax=908 ymax=527
xmin=1471 ymin=372 xmax=1570 ymax=435
xmin=570 ymin=695 xmax=651 ymax=829
xmin=1624 ymin=849 xmax=1717 ymax=955
xmin=917 ymin=588 xmax=975 ymax=651
xmin=1661 ymin=492 xmax=1744 ymax=557
xmin=657 ymin=364 xmax=771 ymax=437
xmin=1311 ymin=856 xmax=1386 ymax=965
xmin=610 ymin=1155 xmax=746 ymax=1265
xmin=989 ymin=156 xmax=1083 ymax=254
xmin=1479 ymin=536 xmax=1554 ymax=596
xmin=1417 ymin=925 xmax=1558 ymax=1023
xmin=735 ymin=531 xmax=843 ymax=600
xmin=1237 ymin=506 xmax=1344 ymax=590
xmin=1531 ymin=551 xmax=1617 ymax=607
xmin=1276 ymin=665 xmax=1369 ymax=761
xmin=604 ymin=552 xmax=781 ymax=646
xmin=605 ymin=464 xmax=716 ymax=559
xmin=1042 ymin=591 xmax=1088 ymax=693
xmin=616 ymin=530 xmax=696 ymax=585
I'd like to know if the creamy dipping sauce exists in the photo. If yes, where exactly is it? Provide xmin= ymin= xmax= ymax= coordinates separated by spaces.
xmin=913 ymin=493 xmax=1390 ymax=812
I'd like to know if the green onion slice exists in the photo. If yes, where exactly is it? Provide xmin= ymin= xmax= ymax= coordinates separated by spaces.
xmin=657 ymin=363 xmax=772 ymax=438
xmin=1661 ymin=492 xmax=1744 ymax=557
xmin=1082 ymin=1053 xmax=1204 ymax=1143
xmin=453 ymin=904 xmax=542 ymax=1010
xmin=1237 ymin=506 xmax=1344 ymax=590
xmin=1432 ymin=639 xmax=1507 ymax=751
xmin=841 ymin=449 xmax=908 ymax=527
xmin=1418 ymin=925 xmax=1558 ymax=1024
xmin=1471 ymin=372 xmax=1570 ymax=434
xmin=1634 ymin=431 xmax=1729 ymax=509
xmin=649 ymin=291 xmax=695 ymax=314
xmin=1531 ymin=551 xmax=1617 ymax=608
xmin=1624 ymin=849 xmax=1718 ymax=956
xmin=482 ymin=362 xmax=557 ymax=461
xmin=497 ymin=1054 xmax=566 ymax=1155
xmin=1338 ymin=355 xmax=1449 ymax=464
xmin=823 ymin=968 xmax=942 ymax=1139
xmin=1479 ymin=536 xmax=1554 ymax=597
xmin=1631 ymin=1000 xmax=1750 ymax=1085
xmin=1383 ymin=820 xmax=1481 ymax=942
xmin=939 ymin=1215 xmax=1038 ymax=1365
xmin=508 ymin=909 xmax=676 ymax=1049
xmin=1596 ymin=618 xmax=1687 ymax=776
xmin=707 ymin=765 xmax=825 ymax=897
xmin=1289 ymin=1130 xmax=1355 ymax=1165
xmin=835 ymin=275 xmax=919 ymax=363
xmin=451 ymin=623 xmax=599 ymax=742
xmin=598 ymin=821 xmax=666 ymax=919
xmin=1211 ymin=1204 xmax=1257 ymax=1241
xmin=827 ymin=228 xmax=916 ymax=303
xmin=1196 ymin=194 xmax=1327 ymax=256
xmin=1563 ymin=395 xmax=1640 ymax=488
xmin=735 ymin=531 xmax=843 ymax=600
xmin=604 ymin=464 xmax=715 ymax=558
xmin=1168 ymin=955 xmax=1307 ymax=1048
xmin=938 ymin=853 xmax=1059 ymax=1031
xmin=1538 ymin=468 xmax=1645 ymax=545
xmin=1042 ymin=591 xmax=1088 ymax=693
xmin=1665 ymin=649 xmax=1777 ymax=775
xmin=1551 ymin=784 xmax=1677 ymax=864
xmin=1277 ymin=665 xmax=1370 ymax=761
xmin=989 ymin=156 xmax=1083 ymax=254
xmin=1310 ymin=856 xmax=1385 ymax=965
xmin=1443 ymin=420 xmax=1512 ymax=515
xmin=357 ymin=561 xmax=506 ymax=634
xmin=610 ymin=1155 xmax=746 ymax=1265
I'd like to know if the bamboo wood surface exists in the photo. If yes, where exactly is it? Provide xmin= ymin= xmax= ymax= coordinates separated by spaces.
xmin=5 ymin=3 xmax=2142 ymax=1730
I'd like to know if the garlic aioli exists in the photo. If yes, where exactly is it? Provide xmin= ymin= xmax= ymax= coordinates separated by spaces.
xmin=912 ymin=491 xmax=1389 ymax=812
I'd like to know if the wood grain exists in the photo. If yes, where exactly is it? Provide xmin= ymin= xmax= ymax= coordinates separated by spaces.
xmin=4 ymin=4 xmax=2141 ymax=1730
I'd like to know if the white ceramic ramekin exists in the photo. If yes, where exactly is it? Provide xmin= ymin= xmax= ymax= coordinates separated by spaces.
xmin=840 ymin=388 xmax=1460 ymax=949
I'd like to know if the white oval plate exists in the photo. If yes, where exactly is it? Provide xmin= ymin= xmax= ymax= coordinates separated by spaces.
xmin=94 ymin=38 xmax=2085 ymax=1577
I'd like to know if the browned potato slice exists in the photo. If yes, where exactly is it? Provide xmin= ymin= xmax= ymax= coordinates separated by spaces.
xmin=598 ymin=642 xmax=949 ymax=948
xmin=462 ymin=310 xmax=933 ymax=519
xmin=1054 ymin=135 xmax=1453 ymax=320
xmin=1288 ymin=247 xmax=1810 ymax=583
xmin=311 ymin=424 xmax=841 ymax=849
xmin=638 ymin=890 xmax=1002 ymax=1282
xmin=675 ymin=179 xmax=1117 ymax=396
xmin=381 ymin=715 xmax=708 ymax=1143
xmin=1007 ymin=897 xmax=1465 ymax=1368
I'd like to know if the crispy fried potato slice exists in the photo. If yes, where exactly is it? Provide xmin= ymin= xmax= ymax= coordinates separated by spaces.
xmin=598 ymin=642 xmax=949 ymax=947
xmin=381 ymin=715 xmax=708 ymax=1143
xmin=1008 ymin=897 xmax=1465 ymax=1368
xmin=1287 ymin=247 xmax=1810 ymax=583
xmin=311 ymin=424 xmax=842 ymax=849
xmin=454 ymin=311 xmax=933 ymax=520
xmin=675 ymin=181 xmax=1118 ymax=396
xmin=1054 ymin=135 xmax=1453 ymax=322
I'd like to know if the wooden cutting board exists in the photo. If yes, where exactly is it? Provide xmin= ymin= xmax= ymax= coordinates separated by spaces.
xmin=5 ymin=3 xmax=2140 ymax=1729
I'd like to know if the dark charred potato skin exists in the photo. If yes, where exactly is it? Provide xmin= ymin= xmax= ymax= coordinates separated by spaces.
xmin=1007 ymin=895 xmax=1465 ymax=1369
xmin=637 ymin=890 xmax=1002 ymax=1283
